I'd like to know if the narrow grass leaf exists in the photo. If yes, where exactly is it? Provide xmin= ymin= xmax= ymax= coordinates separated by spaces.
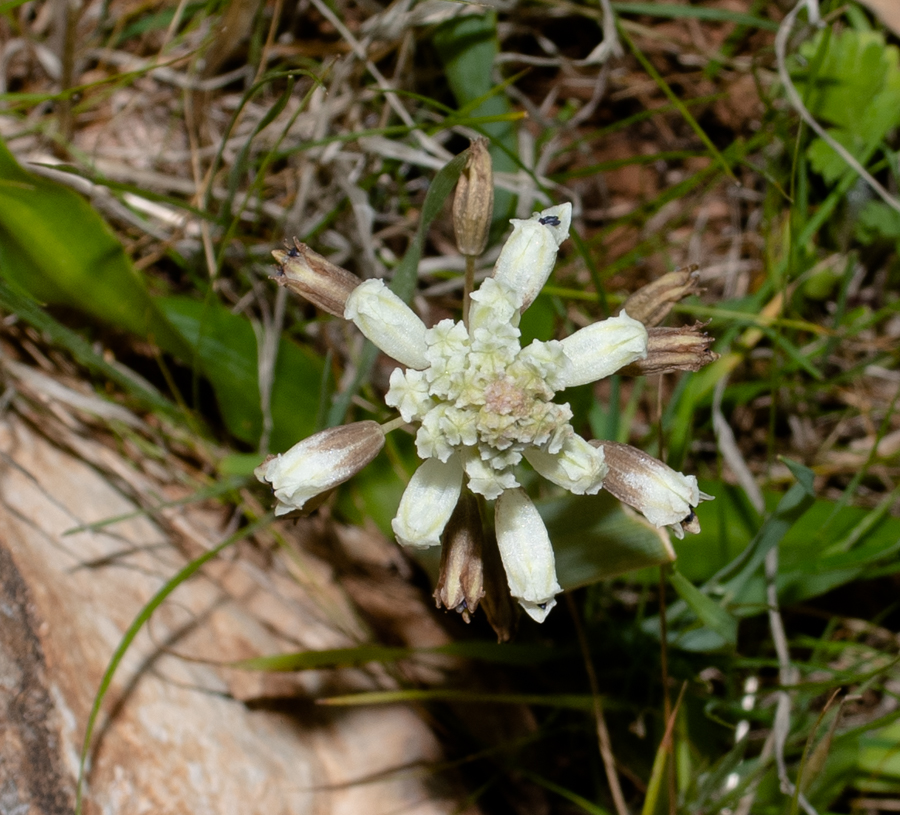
xmin=318 ymin=689 xmax=596 ymax=710
xmin=75 ymin=515 xmax=271 ymax=815
xmin=669 ymin=568 xmax=738 ymax=648
xmin=0 ymin=278 xmax=185 ymax=422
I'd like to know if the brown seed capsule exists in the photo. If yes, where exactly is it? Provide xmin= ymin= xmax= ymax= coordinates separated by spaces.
xmin=271 ymin=239 xmax=361 ymax=318
xmin=453 ymin=138 xmax=494 ymax=257
xmin=621 ymin=265 xmax=702 ymax=327
xmin=618 ymin=323 xmax=719 ymax=377
xmin=434 ymin=491 xmax=485 ymax=622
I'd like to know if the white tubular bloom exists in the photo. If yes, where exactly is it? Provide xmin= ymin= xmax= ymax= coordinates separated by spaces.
xmin=392 ymin=454 xmax=464 ymax=548
xmin=593 ymin=441 xmax=713 ymax=539
xmin=524 ymin=433 xmax=608 ymax=495
xmin=558 ymin=311 xmax=649 ymax=388
xmin=495 ymin=488 xmax=562 ymax=622
xmin=344 ymin=279 xmax=429 ymax=370
xmin=492 ymin=203 xmax=572 ymax=312
xmin=255 ymin=421 xmax=385 ymax=516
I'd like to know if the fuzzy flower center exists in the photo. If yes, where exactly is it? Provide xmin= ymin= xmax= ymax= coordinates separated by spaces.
xmin=386 ymin=278 xmax=574 ymax=499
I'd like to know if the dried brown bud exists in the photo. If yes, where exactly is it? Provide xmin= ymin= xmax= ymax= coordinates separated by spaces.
xmin=271 ymin=239 xmax=361 ymax=318
xmin=618 ymin=323 xmax=719 ymax=377
xmin=621 ymin=265 xmax=701 ymax=327
xmin=453 ymin=138 xmax=494 ymax=257
xmin=479 ymin=526 xmax=519 ymax=642
xmin=434 ymin=491 xmax=485 ymax=622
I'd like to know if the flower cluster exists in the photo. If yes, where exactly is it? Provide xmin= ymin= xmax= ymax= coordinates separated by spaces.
xmin=257 ymin=197 xmax=712 ymax=624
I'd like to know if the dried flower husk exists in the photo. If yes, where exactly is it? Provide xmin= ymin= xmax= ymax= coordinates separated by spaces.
xmin=590 ymin=440 xmax=712 ymax=539
xmin=271 ymin=239 xmax=361 ymax=317
xmin=618 ymin=323 xmax=718 ymax=376
xmin=453 ymin=137 xmax=494 ymax=257
xmin=620 ymin=265 xmax=701 ymax=327
xmin=434 ymin=491 xmax=485 ymax=622
xmin=255 ymin=421 xmax=385 ymax=517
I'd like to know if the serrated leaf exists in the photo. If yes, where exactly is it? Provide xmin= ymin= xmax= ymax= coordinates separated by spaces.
xmin=796 ymin=29 xmax=900 ymax=181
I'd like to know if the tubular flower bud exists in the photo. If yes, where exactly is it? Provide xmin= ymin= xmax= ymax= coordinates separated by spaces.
xmin=618 ymin=323 xmax=719 ymax=377
xmin=620 ymin=265 xmax=701 ymax=327
xmin=434 ymin=491 xmax=485 ymax=622
xmin=495 ymin=488 xmax=562 ymax=622
xmin=271 ymin=239 xmax=361 ymax=318
xmin=344 ymin=279 xmax=430 ymax=370
xmin=590 ymin=440 xmax=713 ymax=539
xmin=492 ymin=203 xmax=572 ymax=311
xmin=453 ymin=137 xmax=494 ymax=257
xmin=557 ymin=311 xmax=648 ymax=388
xmin=255 ymin=421 xmax=385 ymax=516
xmin=392 ymin=454 xmax=464 ymax=548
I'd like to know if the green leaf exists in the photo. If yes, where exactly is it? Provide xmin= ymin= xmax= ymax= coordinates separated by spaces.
xmin=795 ymin=30 xmax=900 ymax=182
xmin=855 ymin=199 xmax=900 ymax=245
xmin=232 ymin=640 xmax=562 ymax=672
xmin=0 ymin=277 xmax=186 ymax=422
xmin=669 ymin=568 xmax=737 ymax=649
xmin=0 ymin=139 xmax=190 ymax=358
xmin=158 ymin=296 xmax=324 ymax=450
xmin=319 ymin=688 xmax=596 ymax=710
xmin=538 ymin=491 xmax=676 ymax=589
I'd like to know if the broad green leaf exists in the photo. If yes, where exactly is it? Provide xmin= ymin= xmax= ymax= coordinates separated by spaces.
xmin=158 ymin=296 xmax=323 ymax=450
xmin=644 ymin=463 xmax=816 ymax=652
xmin=0 ymin=139 xmax=190 ymax=358
xmin=538 ymin=491 xmax=676 ymax=589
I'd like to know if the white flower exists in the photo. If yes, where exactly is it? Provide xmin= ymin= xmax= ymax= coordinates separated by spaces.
xmin=392 ymin=455 xmax=464 ymax=548
xmin=261 ymin=199 xmax=711 ymax=625
xmin=343 ymin=203 xmax=653 ymax=620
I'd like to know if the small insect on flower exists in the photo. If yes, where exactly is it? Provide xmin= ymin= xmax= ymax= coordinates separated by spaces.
xmin=539 ymin=215 xmax=561 ymax=226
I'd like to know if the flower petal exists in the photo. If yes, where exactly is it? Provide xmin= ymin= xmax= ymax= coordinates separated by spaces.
xmin=557 ymin=311 xmax=648 ymax=388
xmin=255 ymin=421 xmax=385 ymax=516
xmin=495 ymin=488 xmax=562 ymax=622
xmin=344 ymin=279 xmax=429 ymax=369
xmin=592 ymin=441 xmax=713 ymax=538
xmin=491 ymin=203 xmax=572 ymax=312
xmin=392 ymin=454 xmax=464 ymax=548
xmin=525 ymin=433 xmax=608 ymax=495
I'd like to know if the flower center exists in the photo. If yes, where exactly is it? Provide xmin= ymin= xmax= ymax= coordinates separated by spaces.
xmin=384 ymin=278 xmax=575 ymax=498
xmin=483 ymin=376 xmax=529 ymax=417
